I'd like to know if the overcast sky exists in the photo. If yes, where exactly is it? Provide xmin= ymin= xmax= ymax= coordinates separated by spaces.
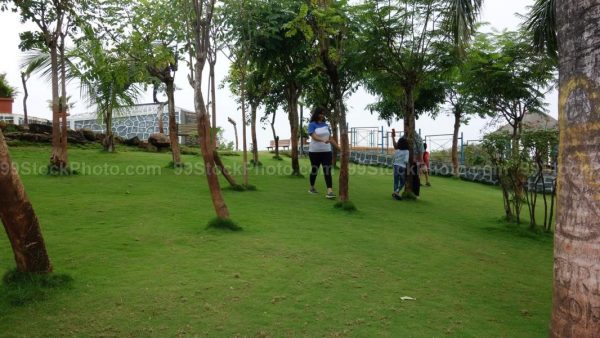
xmin=0 ymin=0 xmax=556 ymax=150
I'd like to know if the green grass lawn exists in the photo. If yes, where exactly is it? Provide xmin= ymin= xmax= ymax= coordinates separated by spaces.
xmin=0 ymin=145 xmax=553 ymax=337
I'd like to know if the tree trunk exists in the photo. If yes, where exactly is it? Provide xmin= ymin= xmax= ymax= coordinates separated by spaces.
xmin=49 ymin=44 xmax=67 ymax=169
xmin=0 ymin=129 xmax=52 ymax=273
xmin=213 ymin=150 xmax=238 ymax=187
xmin=270 ymin=111 xmax=279 ymax=158
xmin=59 ymin=36 xmax=69 ymax=161
xmin=166 ymin=79 xmax=182 ymax=166
xmin=240 ymin=74 xmax=249 ymax=186
xmin=192 ymin=0 xmax=229 ymax=220
xmin=403 ymin=86 xmax=416 ymax=195
xmin=250 ymin=102 xmax=259 ymax=166
xmin=451 ymin=108 xmax=461 ymax=177
xmin=551 ymin=1 xmax=600 ymax=336
xmin=286 ymin=83 xmax=301 ymax=176
xmin=331 ymin=116 xmax=339 ymax=168
xmin=21 ymin=72 xmax=29 ymax=127
xmin=210 ymin=61 xmax=217 ymax=135
xmin=103 ymin=103 xmax=115 ymax=152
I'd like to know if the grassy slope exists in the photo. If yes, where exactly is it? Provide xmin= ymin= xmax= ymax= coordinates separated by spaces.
xmin=0 ymin=146 xmax=553 ymax=337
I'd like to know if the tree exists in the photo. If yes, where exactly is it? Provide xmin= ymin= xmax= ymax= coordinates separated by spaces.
xmin=222 ymin=0 xmax=312 ymax=176
xmin=463 ymin=30 xmax=556 ymax=222
xmin=72 ymin=27 xmax=142 ymax=152
xmin=187 ymin=0 xmax=231 ymax=220
xmin=359 ymin=1 xmax=451 ymax=196
xmin=128 ymin=0 xmax=186 ymax=167
xmin=2 ymin=0 xmax=77 ymax=170
xmin=522 ymin=0 xmax=556 ymax=60
xmin=0 ymin=128 xmax=52 ymax=273
xmin=550 ymin=0 xmax=600 ymax=336
xmin=288 ymin=0 xmax=363 ymax=204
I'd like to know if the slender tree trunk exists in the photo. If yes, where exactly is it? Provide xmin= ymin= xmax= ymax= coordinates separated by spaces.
xmin=192 ymin=0 xmax=229 ymax=219
xmin=250 ymin=102 xmax=259 ymax=166
xmin=334 ymin=90 xmax=350 ymax=202
xmin=213 ymin=150 xmax=238 ymax=186
xmin=286 ymin=84 xmax=300 ymax=176
xmin=103 ymin=103 xmax=115 ymax=152
xmin=331 ymin=116 xmax=339 ymax=168
xmin=153 ymin=82 xmax=165 ymax=134
xmin=270 ymin=111 xmax=279 ymax=158
xmin=228 ymin=118 xmax=239 ymax=151
xmin=59 ymin=36 xmax=68 ymax=159
xmin=49 ymin=44 xmax=67 ymax=169
xmin=451 ymin=108 xmax=461 ymax=177
xmin=0 ymin=129 xmax=52 ymax=273
xmin=21 ymin=72 xmax=29 ymax=127
xmin=240 ymin=72 xmax=249 ymax=186
xmin=210 ymin=61 xmax=217 ymax=135
xmin=166 ymin=79 xmax=182 ymax=166
xmin=403 ymin=86 xmax=416 ymax=195
xmin=551 ymin=1 xmax=600 ymax=336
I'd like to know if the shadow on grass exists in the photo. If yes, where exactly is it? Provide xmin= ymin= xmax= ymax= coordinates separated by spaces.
xmin=334 ymin=200 xmax=357 ymax=212
xmin=1 ymin=269 xmax=73 ymax=307
xmin=482 ymin=219 xmax=554 ymax=242
xmin=223 ymin=184 xmax=257 ymax=192
xmin=206 ymin=217 xmax=243 ymax=231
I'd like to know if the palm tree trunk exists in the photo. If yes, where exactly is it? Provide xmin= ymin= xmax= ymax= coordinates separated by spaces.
xmin=59 ymin=35 xmax=69 ymax=162
xmin=0 ymin=129 xmax=52 ymax=273
xmin=166 ymin=79 xmax=182 ymax=166
xmin=551 ymin=1 xmax=600 ymax=336
xmin=49 ymin=44 xmax=67 ymax=169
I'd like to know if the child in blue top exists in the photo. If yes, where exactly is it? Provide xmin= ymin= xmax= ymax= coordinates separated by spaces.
xmin=391 ymin=129 xmax=409 ymax=200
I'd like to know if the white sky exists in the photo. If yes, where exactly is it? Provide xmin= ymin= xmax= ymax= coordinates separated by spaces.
xmin=0 ymin=0 xmax=557 ymax=150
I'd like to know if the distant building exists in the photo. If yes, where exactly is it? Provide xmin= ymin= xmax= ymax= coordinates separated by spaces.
xmin=496 ymin=111 xmax=558 ymax=133
xmin=69 ymin=103 xmax=196 ymax=141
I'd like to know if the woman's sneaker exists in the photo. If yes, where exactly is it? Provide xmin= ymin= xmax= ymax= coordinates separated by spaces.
xmin=308 ymin=188 xmax=318 ymax=194
xmin=392 ymin=192 xmax=402 ymax=200
xmin=326 ymin=192 xmax=336 ymax=199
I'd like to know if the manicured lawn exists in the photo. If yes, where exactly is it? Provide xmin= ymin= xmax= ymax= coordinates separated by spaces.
xmin=0 ymin=145 xmax=553 ymax=337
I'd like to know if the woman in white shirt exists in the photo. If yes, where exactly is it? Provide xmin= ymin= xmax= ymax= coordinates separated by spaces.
xmin=307 ymin=107 xmax=339 ymax=199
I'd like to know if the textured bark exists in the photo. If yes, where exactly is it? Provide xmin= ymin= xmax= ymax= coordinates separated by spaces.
xmin=166 ymin=80 xmax=182 ymax=166
xmin=0 ymin=129 xmax=52 ymax=273
xmin=551 ymin=1 xmax=600 ymax=336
